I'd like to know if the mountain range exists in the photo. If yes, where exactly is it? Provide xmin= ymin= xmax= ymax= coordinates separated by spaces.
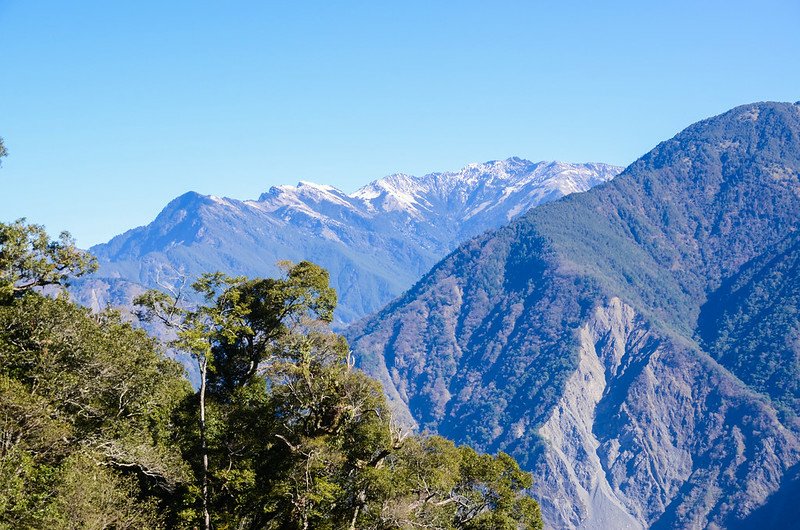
xmin=69 ymin=100 xmax=800 ymax=528
xmin=346 ymin=102 xmax=800 ymax=528
xmin=72 ymin=159 xmax=620 ymax=326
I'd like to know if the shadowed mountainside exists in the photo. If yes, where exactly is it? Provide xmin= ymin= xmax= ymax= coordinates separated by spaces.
xmin=347 ymin=102 xmax=800 ymax=529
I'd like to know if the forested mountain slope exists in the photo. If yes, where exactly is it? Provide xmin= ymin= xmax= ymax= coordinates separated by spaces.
xmin=347 ymin=102 xmax=800 ymax=529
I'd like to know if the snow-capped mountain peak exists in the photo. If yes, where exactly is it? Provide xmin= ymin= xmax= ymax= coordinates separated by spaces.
xmin=251 ymin=157 xmax=622 ymax=223
xmin=348 ymin=157 xmax=621 ymax=221
xmin=86 ymin=157 xmax=622 ymax=326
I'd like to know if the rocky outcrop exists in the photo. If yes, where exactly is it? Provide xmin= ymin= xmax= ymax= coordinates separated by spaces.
xmin=536 ymin=298 xmax=800 ymax=529
xmin=348 ymin=102 xmax=800 ymax=528
xmin=537 ymin=299 xmax=644 ymax=529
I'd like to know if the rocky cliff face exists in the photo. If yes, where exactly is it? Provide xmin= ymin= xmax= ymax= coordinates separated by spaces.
xmin=537 ymin=298 xmax=799 ymax=529
xmin=72 ymin=159 xmax=619 ymax=326
xmin=347 ymin=102 xmax=800 ymax=528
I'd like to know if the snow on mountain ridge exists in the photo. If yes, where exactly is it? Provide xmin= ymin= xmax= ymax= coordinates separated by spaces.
xmin=112 ymin=158 xmax=620 ymax=251
xmin=351 ymin=173 xmax=426 ymax=215
xmin=83 ymin=156 xmax=621 ymax=329
xmin=259 ymin=158 xmax=621 ymax=222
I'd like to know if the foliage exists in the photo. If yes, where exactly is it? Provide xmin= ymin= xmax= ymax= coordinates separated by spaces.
xmin=371 ymin=436 xmax=542 ymax=529
xmin=135 ymin=260 xmax=543 ymax=529
xmin=0 ymin=218 xmax=97 ymax=302
xmin=0 ymin=294 xmax=192 ymax=528
xmin=0 ymin=219 xmax=542 ymax=528
xmin=0 ymin=220 xmax=192 ymax=528
xmin=45 ymin=452 xmax=165 ymax=530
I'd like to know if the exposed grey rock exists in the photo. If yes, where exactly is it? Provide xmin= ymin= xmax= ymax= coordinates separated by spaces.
xmin=536 ymin=298 xmax=799 ymax=529
xmin=347 ymin=102 xmax=800 ymax=528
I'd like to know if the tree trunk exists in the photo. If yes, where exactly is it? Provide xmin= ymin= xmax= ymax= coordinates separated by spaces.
xmin=349 ymin=504 xmax=360 ymax=530
xmin=200 ymin=356 xmax=211 ymax=530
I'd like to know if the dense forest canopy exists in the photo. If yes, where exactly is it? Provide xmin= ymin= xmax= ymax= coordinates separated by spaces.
xmin=0 ymin=218 xmax=542 ymax=529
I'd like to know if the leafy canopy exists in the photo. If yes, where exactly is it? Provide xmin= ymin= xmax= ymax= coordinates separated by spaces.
xmin=0 ymin=219 xmax=193 ymax=528
xmin=0 ymin=218 xmax=97 ymax=301
xmin=136 ymin=260 xmax=543 ymax=529
xmin=0 ymin=219 xmax=543 ymax=529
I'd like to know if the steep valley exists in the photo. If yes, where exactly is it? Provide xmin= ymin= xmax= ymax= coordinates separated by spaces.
xmin=347 ymin=102 xmax=800 ymax=528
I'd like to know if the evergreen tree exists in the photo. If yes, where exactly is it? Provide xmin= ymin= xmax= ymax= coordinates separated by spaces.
xmin=0 ymin=220 xmax=192 ymax=529
xmin=0 ymin=219 xmax=542 ymax=529
xmin=136 ymin=261 xmax=543 ymax=529
xmin=0 ymin=218 xmax=96 ymax=301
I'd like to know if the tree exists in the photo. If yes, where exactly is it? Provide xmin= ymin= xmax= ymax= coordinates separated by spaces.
xmin=135 ymin=261 xmax=340 ymax=529
xmin=386 ymin=438 xmax=542 ymax=529
xmin=0 ymin=137 xmax=6 ymax=166
xmin=0 ymin=291 xmax=192 ymax=529
xmin=0 ymin=218 xmax=543 ymax=528
xmin=136 ymin=261 xmax=543 ymax=530
xmin=0 ymin=218 xmax=97 ymax=301
xmin=0 ymin=219 xmax=191 ymax=529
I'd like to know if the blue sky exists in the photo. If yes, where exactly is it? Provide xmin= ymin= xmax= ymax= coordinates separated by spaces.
xmin=1 ymin=0 xmax=798 ymax=247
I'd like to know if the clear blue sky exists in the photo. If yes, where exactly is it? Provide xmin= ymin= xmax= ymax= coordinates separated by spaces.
xmin=1 ymin=0 xmax=798 ymax=247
